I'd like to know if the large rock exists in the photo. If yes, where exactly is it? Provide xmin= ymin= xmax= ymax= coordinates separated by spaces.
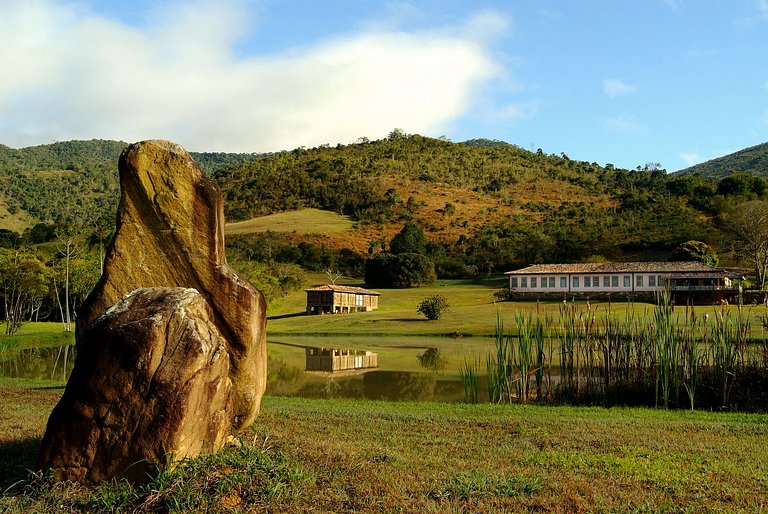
xmin=38 ymin=140 xmax=267 ymax=483
xmin=39 ymin=288 xmax=232 ymax=483
xmin=80 ymin=140 xmax=266 ymax=429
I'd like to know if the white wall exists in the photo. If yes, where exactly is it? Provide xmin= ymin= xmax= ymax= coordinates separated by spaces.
xmin=509 ymin=273 xmax=670 ymax=293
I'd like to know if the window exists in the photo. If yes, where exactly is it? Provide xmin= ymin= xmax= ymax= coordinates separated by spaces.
xmin=649 ymin=275 xmax=656 ymax=287
xmin=549 ymin=277 xmax=555 ymax=288
xmin=584 ymin=276 xmax=591 ymax=287
xmin=355 ymin=294 xmax=364 ymax=306
xmin=541 ymin=276 xmax=548 ymax=288
xmin=511 ymin=277 xmax=518 ymax=288
xmin=611 ymin=276 xmax=618 ymax=287
xmin=658 ymin=275 xmax=665 ymax=286
xmin=636 ymin=275 xmax=644 ymax=287
xmin=594 ymin=276 xmax=600 ymax=286
xmin=560 ymin=277 xmax=567 ymax=288
xmin=623 ymin=276 xmax=630 ymax=287
xmin=573 ymin=276 xmax=580 ymax=288
xmin=531 ymin=277 xmax=537 ymax=288
xmin=603 ymin=276 xmax=610 ymax=287
xmin=522 ymin=277 xmax=528 ymax=287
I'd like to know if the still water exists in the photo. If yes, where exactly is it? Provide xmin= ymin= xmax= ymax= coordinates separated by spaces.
xmin=0 ymin=336 xmax=495 ymax=402
xmin=0 ymin=345 xmax=75 ymax=382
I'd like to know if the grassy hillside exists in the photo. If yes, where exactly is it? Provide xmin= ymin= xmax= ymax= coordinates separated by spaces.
xmin=675 ymin=141 xmax=768 ymax=179
xmin=225 ymin=208 xmax=354 ymax=236
xmin=1 ymin=381 xmax=766 ymax=512
xmin=218 ymin=133 xmax=724 ymax=267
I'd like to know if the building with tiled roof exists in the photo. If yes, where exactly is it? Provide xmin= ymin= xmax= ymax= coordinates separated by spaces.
xmin=305 ymin=284 xmax=381 ymax=314
xmin=504 ymin=262 xmax=743 ymax=301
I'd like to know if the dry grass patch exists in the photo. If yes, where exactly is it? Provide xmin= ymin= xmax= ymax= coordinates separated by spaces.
xmin=224 ymin=208 xmax=354 ymax=236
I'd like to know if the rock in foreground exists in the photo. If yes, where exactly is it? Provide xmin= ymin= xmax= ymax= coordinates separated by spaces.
xmin=39 ymin=288 xmax=232 ymax=483
xmin=39 ymin=140 xmax=267 ymax=483
xmin=80 ymin=139 xmax=266 ymax=429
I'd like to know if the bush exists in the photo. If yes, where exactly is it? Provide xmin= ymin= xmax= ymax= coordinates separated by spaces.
xmin=417 ymin=294 xmax=450 ymax=320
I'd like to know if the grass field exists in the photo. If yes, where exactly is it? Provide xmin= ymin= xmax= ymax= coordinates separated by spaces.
xmin=224 ymin=208 xmax=355 ymax=236
xmin=1 ymin=382 xmax=766 ymax=513
xmin=268 ymin=276 xmax=768 ymax=339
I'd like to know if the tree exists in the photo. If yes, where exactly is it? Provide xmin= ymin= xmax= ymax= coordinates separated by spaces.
xmin=723 ymin=200 xmax=768 ymax=289
xmin=389 ymin=222 xmax=428 ymax=255
xmin=56 ymin=228 xmax=84 ymax=332
xmin=365 ymin=253 xmax=436 ymax=288
xmin=0 ymin=249 xmax=49 ymax=334
xmin=669 ymin=240 xmax=719 ymax=267
xmin=417 ymin=294 xmax=450 ymax=320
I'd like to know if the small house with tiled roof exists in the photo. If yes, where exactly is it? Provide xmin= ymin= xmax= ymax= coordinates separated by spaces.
xmin=505 ymin=262 xmax=743 ymax=302
xmin=305 ymin=284 xmax=381 ymax=314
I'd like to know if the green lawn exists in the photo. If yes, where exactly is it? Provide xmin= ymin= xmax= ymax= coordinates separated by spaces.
xmin=268 ymin=277 xmax=768 ymax=339
xmin=0 ymin=323 xmax=74 ymax=353
xmin=1 ymin=384 xmax=766 ymax=513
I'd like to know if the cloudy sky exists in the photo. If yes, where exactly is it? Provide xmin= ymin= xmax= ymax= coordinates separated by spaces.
xmin=1 ymin=0 xmax=767 ymax=171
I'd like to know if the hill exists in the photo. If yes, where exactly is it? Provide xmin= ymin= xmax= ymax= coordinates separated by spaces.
xmin=215 ymin=132 xmax=715 ymax=268
xmin=675 ymin=141 xmax=768 ymax=179
xmin=0 ymin=139 xmax=261 ymax=230
xmin=4 ymin=133 xmax=762 ymax=276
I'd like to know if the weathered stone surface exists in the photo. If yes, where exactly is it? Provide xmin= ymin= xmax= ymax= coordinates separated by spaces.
xmin=78 ymin=140 xmax=266 ymax=429
xmin=39 ymin=287 xmax=232 ymax=483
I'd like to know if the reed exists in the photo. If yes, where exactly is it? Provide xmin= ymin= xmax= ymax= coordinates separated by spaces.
xmin=459 ymin=356 xmax=481 ymax=404
xmin=461 ymin=297 xmax=767 ymax=411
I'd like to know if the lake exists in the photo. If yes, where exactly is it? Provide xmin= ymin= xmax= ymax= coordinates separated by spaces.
xmin=0 ymin=335 xmax=496 ymax=402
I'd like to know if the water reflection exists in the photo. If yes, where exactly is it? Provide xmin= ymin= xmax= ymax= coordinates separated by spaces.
xmin=290 ymin=371 xmax=466 ymax=402
xmin=1 ymin=342 xmax=472 ymax=402
xmin=0 ymin=345 xmax=75 ymax=382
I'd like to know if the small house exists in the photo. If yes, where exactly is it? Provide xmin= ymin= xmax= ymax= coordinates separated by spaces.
xmin=305 ymin=284 xmax=381 ymax=314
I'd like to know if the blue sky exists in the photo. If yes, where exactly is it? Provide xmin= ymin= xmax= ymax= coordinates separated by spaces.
xmin=1 ymin=0 xmax=767 ymax=171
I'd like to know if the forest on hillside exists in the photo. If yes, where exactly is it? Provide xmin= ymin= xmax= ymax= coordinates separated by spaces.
xmin=0 ymin=140 xmax=260 ymax=227
xmin=675 ymin=142 xmax=768 ymax=180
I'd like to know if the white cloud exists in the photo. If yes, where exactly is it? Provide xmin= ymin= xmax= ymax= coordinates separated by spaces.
xmin=603 ymin=115 xmax=644 ymax=133
xmin=602 ymin=78 xmax=637 ymax=98
xmin=0 ymin=0 xmax=507 ymax=152
xmin=679 ymin=152 xmax=702 ymax=166
xmin=490 ymin=101 xmax=543 ymax=122
xmin=663 ymin=0 xmax=683 ymax=10
xmin=733 ymin=0 xmax=768 ymax=27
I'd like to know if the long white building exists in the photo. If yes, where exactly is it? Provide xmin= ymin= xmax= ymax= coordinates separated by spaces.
xmin=505 ymin=261 xmax=742 ymax=298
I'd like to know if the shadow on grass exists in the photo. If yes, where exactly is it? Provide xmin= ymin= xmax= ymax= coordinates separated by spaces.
xmin=267 ymin=312 xmax=306 ymax=321
xmin=0 ymin=437 xmax=40 ymax=492
xmin=373 ymin=318 xmax=423 ymax=323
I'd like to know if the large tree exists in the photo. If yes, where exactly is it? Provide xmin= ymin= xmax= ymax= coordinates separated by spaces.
xmin=723 ymin=200 xmax=768 ymax=289
xmin=389 ymin=222 xmax=428 ymax=255
xmin=0 ymin=249 xmax=49 ymax=334
xmin=669 ymin=240 xmax=719 ymax=267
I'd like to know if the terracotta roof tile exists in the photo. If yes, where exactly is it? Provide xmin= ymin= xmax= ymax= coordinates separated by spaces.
xmin=305 ymin=284 xmax=381 ymax=295
xmin=504 ymin=261 xmax=734 ymax=275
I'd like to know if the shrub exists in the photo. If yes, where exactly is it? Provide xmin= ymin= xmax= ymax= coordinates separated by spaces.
xmin=417 ymin=294 xmax=450 ymax=320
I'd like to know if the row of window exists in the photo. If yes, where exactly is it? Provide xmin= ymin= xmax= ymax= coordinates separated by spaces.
xmin=510 ymin=274 xmax=667 ymax=289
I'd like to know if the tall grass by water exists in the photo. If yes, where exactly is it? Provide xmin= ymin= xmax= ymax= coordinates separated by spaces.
xmin=465 ymin=297 xmax=768 ymax=411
